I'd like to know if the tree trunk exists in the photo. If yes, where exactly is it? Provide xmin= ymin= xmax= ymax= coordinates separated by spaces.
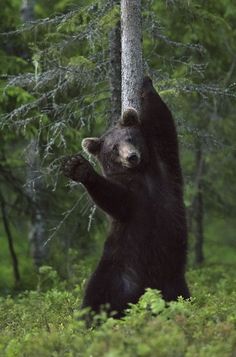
xmin=194 ymin=144 xmax=205 ymax=264
xmin=0 ymin=194 xmax=21 ymax=287
xmin=108 ymin=21 xmax=121 ymax=126
xmin=26 ymin=139 xmax=47 ymax=268
xmin=121 ymin=0 xmax=143 ymax=113
xmin=21 ymin=0 xmax=35 ymax=22
xmin=21 ymin=0 xmax=47 ymax=268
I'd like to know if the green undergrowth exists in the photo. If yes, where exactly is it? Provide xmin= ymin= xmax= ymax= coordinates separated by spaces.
xmin=0 ymin=262 xmax=235 ymax=357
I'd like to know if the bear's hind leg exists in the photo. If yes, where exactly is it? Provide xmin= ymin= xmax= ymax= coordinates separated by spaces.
xmin=162 ymin=277 xmax=190 ymax=302
xmin=82 ymin=267 xmax=143 ymax=319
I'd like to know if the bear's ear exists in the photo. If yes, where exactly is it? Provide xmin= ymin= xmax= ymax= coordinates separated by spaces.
xmin=119 ymin=107 xmax=140 ymax=127
xmin=82 ymin=137 xmax=101 ymax=155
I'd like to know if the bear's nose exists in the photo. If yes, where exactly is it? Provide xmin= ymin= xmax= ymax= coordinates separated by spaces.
xmin=127 ymin=153 xmax=139 ymax=164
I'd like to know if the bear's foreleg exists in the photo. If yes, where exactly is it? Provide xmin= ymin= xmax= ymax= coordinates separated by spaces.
xmin=62 ymin=154 xmax=133 ymax=220
xmin=141 ymin=76 xmax=182 ymax=184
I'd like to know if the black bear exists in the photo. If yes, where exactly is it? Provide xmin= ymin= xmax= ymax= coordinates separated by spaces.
xmin=62 ymin=76 xmax=190 ymax=318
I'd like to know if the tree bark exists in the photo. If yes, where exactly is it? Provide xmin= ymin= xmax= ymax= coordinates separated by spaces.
xmin=121 ymin=0 xmax=143 ymax=113
xmin=108 ymin=21 xmax=121 ymax=126
xmin=0 ymin=195 xmax=21 ymax=287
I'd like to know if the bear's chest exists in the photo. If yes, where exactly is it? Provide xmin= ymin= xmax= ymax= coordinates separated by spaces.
xmin=144 ymin=173 xmax=158 ymax=197
xmin=132 ymin=172 xmax=163 ymax=204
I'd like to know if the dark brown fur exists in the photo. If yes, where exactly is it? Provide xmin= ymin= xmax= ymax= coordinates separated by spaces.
xmin=62 ymin=76 xmax=190 ymax=318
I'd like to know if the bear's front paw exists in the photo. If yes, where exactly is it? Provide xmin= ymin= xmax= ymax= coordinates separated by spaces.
xmin=62 ymin=154 xmax=94 ymax=183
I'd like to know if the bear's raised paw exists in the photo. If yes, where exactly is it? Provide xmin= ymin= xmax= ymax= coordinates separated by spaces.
xmin=141 ymin=76 xmax=156 ymax=98
xmin=62 ymin=154 xmax=94 ymax=183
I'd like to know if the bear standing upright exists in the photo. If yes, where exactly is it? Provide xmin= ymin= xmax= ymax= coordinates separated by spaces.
xmin=63 ymin=76 xmax=190 ymax=317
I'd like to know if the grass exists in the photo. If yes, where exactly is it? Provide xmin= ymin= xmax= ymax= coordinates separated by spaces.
xmin=0 ymin=218 xmax=235 ymax=356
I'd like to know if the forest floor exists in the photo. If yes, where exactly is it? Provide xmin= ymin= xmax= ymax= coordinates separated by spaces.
xmin=0 ymin=219 xmax=235 ymax=357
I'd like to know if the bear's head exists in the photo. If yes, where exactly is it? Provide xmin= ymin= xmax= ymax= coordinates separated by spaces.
xmin=82 ymin=108 xmax=148 ymax=176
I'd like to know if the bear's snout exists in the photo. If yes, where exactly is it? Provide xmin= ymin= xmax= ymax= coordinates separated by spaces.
xmin=119 ymin=142 xmax=141 ymax=168
xmin=127 ymin=153 xmax=139 ymax=165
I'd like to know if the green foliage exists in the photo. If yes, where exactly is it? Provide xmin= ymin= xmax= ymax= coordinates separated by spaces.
xmin=0 ymin=257 xmax=235 ymax=357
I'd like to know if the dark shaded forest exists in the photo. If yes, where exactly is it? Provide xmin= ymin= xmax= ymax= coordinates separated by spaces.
xmin=0 ymin=0 xmax=236 ymax=356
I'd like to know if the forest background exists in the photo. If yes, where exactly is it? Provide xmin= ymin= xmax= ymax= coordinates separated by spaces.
xmin=0 ymin=0 xmax=236 ymax=356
